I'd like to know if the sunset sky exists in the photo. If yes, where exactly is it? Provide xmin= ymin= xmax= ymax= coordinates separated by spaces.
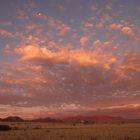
xmin=0 ymin=0 xmax=140 ymax=119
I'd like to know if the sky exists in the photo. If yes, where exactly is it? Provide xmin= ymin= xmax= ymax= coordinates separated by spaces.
xmin=0 ymin=0 xmax=140 ymax=119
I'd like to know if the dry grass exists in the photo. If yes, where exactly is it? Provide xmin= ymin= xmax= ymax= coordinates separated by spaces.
xmin=0 ymin=122 xmax=139 ymax=140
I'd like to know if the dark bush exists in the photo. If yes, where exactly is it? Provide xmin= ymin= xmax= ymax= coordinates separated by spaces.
xmin=73 ymin=123 xmax=76 ymax=126
xmin=0 ymin=125 xmax=11 ymax=131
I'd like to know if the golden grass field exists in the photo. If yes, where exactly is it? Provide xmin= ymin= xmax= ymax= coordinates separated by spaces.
xmin=0 ymin=122 xmax=140 ymax=140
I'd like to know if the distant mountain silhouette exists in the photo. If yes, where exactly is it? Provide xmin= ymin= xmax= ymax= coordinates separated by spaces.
xmin=63 ymin=115 xmax=122 ymax=123
xmin=2 ymin=116 xmax=24 ymax=122
xmin=62 ymin=115 xmax=140 ymax=123
xmin=127 ymin=118 xmax=140 ymax=123
xmin=0 ymin=115 xmax=139 ymax=123
xmin=32 ymin=117 xmax=61 ymax=122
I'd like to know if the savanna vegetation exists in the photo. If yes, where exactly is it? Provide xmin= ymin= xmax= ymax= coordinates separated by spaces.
xmin=0 ymin=122 xmax=139 ymax=140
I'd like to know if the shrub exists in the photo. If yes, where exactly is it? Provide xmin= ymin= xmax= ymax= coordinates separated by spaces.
xmin=0 ymin=125 xmax=11 ymax=131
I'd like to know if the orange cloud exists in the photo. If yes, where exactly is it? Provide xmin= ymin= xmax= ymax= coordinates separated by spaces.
xmin=122 ymin=53 xmax=140 ymax=72
xmin=121 ymin=26 xmax=135 ymax=38
xmin=15 ymin=45 xmax=44 ymax=61
xmin=15 ymin=44 xmax=118 ymax=69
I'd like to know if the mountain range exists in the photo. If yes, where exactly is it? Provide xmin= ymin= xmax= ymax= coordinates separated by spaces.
xmin=0 ymin=116 xmax=140 ymax=123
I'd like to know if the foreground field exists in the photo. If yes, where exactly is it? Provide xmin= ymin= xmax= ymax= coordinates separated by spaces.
xmin=0 ymin=122 xmax=140 ymax=140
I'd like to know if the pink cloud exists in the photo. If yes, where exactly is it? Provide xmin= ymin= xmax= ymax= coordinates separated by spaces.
xmin=80 ymin=36 xmax=89 ymax=46
xmin=104 ymin=41 xmax=113 ymax=47
xmin=0 ymin=29 xmax=14 ymax=38
xmin=36 ymin=13 xmax=72 ymax=36
xmin=91 ymin=5 xmax=97 ymax=11
xmin=109 ymin=23 xmax=122 ymax=30
xmin=96 ymin=22 xmax=104 ymax=29
xmin=93 ymin=40 xmax=102 ymax=47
